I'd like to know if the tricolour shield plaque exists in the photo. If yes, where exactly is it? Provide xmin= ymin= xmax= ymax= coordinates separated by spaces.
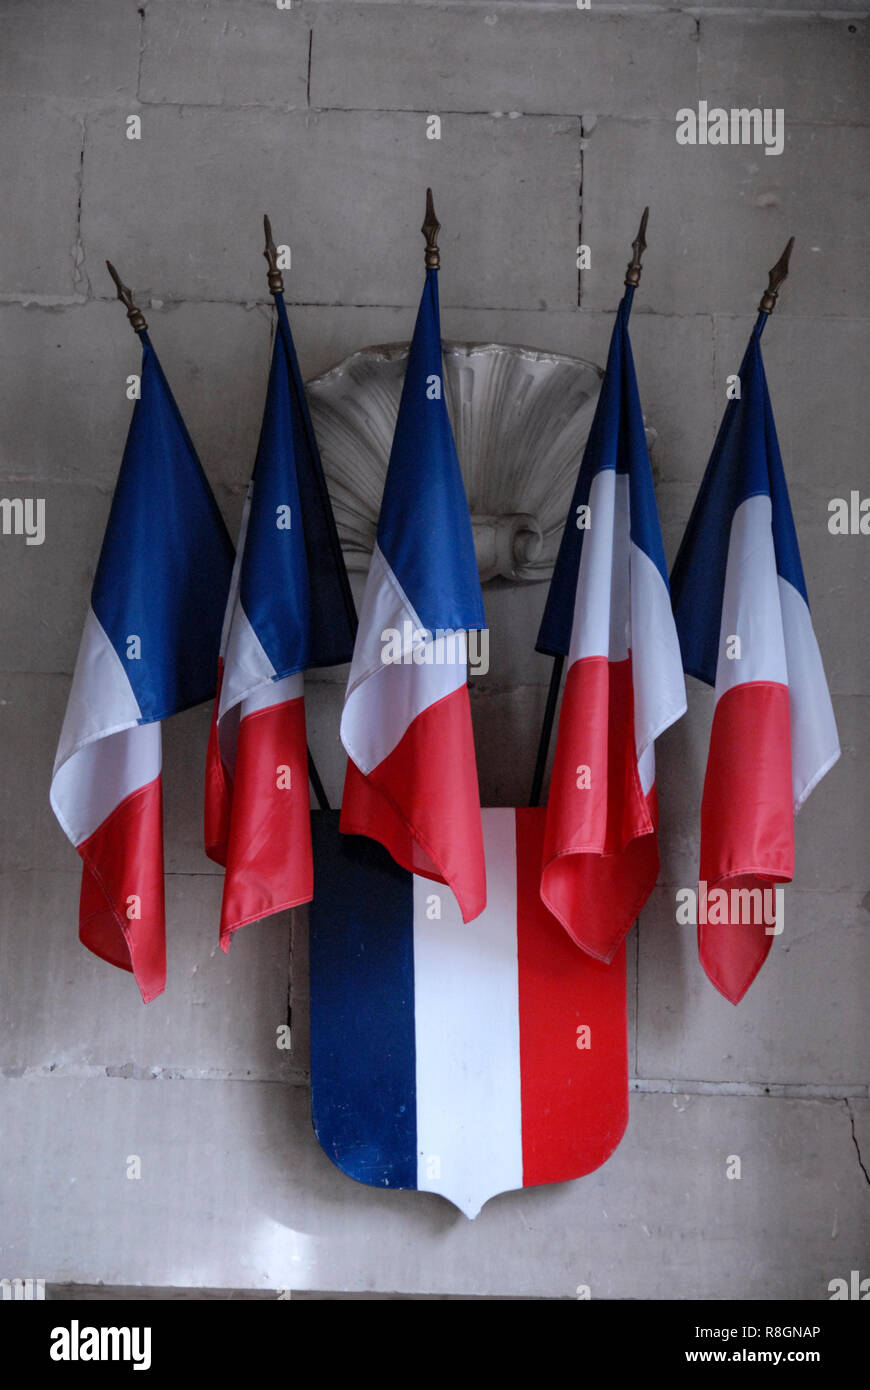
xmin=309 ymin=807 xmax=629 ymax=1218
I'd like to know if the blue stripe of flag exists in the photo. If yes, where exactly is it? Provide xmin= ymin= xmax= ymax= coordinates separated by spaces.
xmin=239 ymin=294 xmax=357 ymax=676
xmin=376 ymin=270 xmax=485 ymax=634
xmin=670 ymin=323 xmax=807 ymax=687
xmin=91 ymin=336 xmax=234 ymax=723
xmin=309 ymin=814 xmax=418 ymax=1191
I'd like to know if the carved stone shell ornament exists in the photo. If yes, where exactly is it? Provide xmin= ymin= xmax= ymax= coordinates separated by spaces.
xmin=307 ymin=341 xmax=657 ymax=584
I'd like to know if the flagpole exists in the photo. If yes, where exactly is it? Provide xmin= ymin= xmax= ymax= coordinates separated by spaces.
xmin=106 ymin=260 xmax=148 ymax=336
xmin=623 ymin=205 xmax=648 ymax=297
xmin=306 ymin=749 xmax=330 ymax=813
xmin=755 ymin=236 xmax=795 ymax=335
xmin=422 ymin=185 xmax=440 ymax=268
xmin=528 ymin=655 xmax=564 ymax=807
xmin=528 ymin=208 xmax=649 ymax=808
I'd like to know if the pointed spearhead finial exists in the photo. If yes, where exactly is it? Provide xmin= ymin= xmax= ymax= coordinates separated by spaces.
xmin=624 ymin=207 xmax=649 ymax=288
xmin=263 ymin=214 xmax=284 ymax=295
xmin=422 ymin=187 xmax=441 ymax=270
xmin=758 ymin=236 xmax=794 ymax=314
xmin=106 ymin=260 xmax=147 ymax=333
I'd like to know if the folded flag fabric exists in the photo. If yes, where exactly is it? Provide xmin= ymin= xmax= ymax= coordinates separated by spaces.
xmin=339 ymin=267 xmax=487 ymax=922
xmin=51 ymin=333 xmax=234 ymax=1002
xmin=310 ymin=807 xmax=628 ymax=1219
xmin=205 ymin=292 xmax=356 ymax=949
xmin=670 ymin=317 xmax=840 ymax=1003
xmin=536 ymin=285 xmax=686 ymax=961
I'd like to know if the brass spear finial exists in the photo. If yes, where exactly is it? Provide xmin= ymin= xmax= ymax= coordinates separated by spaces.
xmin=422 ymin=187 xmax=440 ymax=270
xmin=758 ymin=236 xmax=794 ymax=314
xmin=106 ymin=260 xmax=148 ymax=333
xmin=263 ymin=213 xmax=284 ymax=295
xmin=624 ymin=207 xmax=649 ymax=288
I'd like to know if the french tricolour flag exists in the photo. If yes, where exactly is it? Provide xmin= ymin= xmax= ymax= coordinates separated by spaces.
xmin=50 ymin=332 xmax=234 ymax=1002
xmin=310 ymin=808 xmax=628 ymax=1219
xmin=670 ymin=318 xmax=840 ymax=1003
xmin=339 ymin=266 xmax=487 ymax=922
xmin=205 ymin=291 xmax=356 ymax=949
xmin=536 ymin=285 xmax=686 ymax=961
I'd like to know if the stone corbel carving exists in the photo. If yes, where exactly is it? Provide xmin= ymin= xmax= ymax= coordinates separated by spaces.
xmin=472 ymin=513 xmax=544 ymax=583
xmin=306 ymin=341 xmax=655 ymax=583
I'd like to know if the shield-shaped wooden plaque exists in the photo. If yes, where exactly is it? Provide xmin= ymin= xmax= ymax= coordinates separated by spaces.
xmin=309 ymin=807 xmax=628 ymax=1218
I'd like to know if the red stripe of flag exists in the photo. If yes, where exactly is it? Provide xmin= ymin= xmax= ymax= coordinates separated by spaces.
xmin=699 ymin=681 xmax=793 ymax=1003
xmin=340 ymin=685 xmax=486 ymax=924
xmin=540 ymin=655 xmax=658 ymax=962
xmin=77 ymin=775 xmax=166 ymax=1003
xmin=218 ymin=696 xmax=312 ymax=950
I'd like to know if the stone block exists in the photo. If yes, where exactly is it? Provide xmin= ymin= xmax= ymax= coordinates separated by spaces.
xmin=637 ymin=884 xmax=870 ymax=1087
xmin=310 ymin=4 xmax=698 ymax=120
xmin=0 ymin=101 xmax=83 ymax=298
xmin=80 ymin=107 xmax=581 ymax=310
xmin=699 ymin=15 xmax=869 ymax=127
xmin=581 ymin=118 xmax=870 ymax=319
xmin=0 ymin=0 xmax=140 ymax=103
xmin=0 ymin=868 xmax=294 ymax=1080
xmin=141 ymin=0 xmax=310 ymax=108
xmin=0 ymin=302 xmax=269 ymax=492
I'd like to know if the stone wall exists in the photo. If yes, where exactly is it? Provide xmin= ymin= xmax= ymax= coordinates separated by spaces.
xmin=1 ymin=0 xmax=867 ymax=1298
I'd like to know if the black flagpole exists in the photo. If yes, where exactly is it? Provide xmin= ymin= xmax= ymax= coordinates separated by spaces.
xmin=307 ymin=749 xmax=330 ymax=813
xmin=528 ymin=654 xmax=563 ymax=808
xmin=528 ymin=208 xmax=649 ymax=808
